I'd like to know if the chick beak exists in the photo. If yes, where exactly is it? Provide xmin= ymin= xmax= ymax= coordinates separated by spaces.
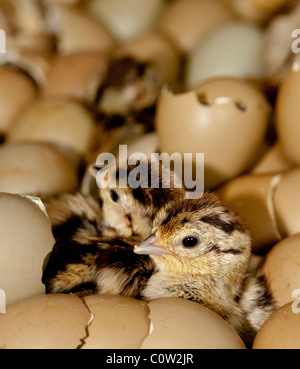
xmin=134 ymin=234 xmax=172 ymax=256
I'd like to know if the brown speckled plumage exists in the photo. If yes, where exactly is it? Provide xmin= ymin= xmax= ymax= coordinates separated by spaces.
xmin=42 ymin=162 xmax=276 ymax=348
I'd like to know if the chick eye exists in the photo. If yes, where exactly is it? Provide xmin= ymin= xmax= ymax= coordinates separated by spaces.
xmin=182 ymin=236 xmax=199 ymax=248
xmin=110 ymin=189 xmax=120 ymax=202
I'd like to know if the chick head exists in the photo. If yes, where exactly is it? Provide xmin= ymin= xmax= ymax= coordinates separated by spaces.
xmin=135 ymin=192 xmax=252 ymax=281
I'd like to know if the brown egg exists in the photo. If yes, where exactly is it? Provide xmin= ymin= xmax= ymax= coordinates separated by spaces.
xmin=54 ymin=5 xmax=115 ymax=55
xmin=43 ymin=53 xmax=108 ymax=102
xmin=0 ymin=142 xmax=78 ymax=196
xmin=155 ymin=78 xmax=271 ymax=189
xmin=140 ymin=298 xmax=245 ymax=349
xmin=251 ymin=141 xmax=296 ymax=174
xmin=0 ymin=194 xmax=55 ymax=306
xmin=82 ymin=295 xmax=150 ymax=349
xmin=218 ymin=173 xmax=283 ymax=254
xmin=157 ymin=0 xmax=233 ymax=54
xmin=276 ymin=56 xmax=300 ymax=165
xmin=273 ymin=167 xmax=300 ymax=238
xmin=262 ymin=233 xmax=300 ymax=308
xmin=253 ymin=301 xmax=300 ymax=349
xmin=0 ymin=294 xmax=91 ymax=349
xmin=0 ymin=67 xmax=37 ymax=136
xmin=8 ymin=97 xmax=96 ymax=162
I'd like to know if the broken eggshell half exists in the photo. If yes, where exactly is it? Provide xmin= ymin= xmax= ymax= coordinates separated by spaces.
xmin=155 ymin=77 xmax=271 ymax=189
xmin=0 ymin=294 xmax=245 ymax=349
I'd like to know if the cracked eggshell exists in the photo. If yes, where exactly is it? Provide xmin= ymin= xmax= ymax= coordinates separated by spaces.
xmin=43 ymin=53 xmax=108 ymax=102
xmin=0 ymin=294 xmax=91 ymax=349
xmin=218 ymin=173 xmax=283 ymax=254
xmin=82 ymin=295 xmax=150 ymax=349
xmin=262 ymin=233 xmax=300 ymax=308
xmin=85 ymin=0 xmax=164 ymax=43
xmin=253 ymin=301 xmax=300 ymax=349
xmin=0 ymin=67 xmax=37 ymax=136
xmin=141 ymin=298 xmax=245 ymax=349
xmin=8 ymin=97 xmax=96 ymax=161
xmin=0 ymin=194 xmax=55 ymax=306
xmin=273 ymin=167 xmax=300 ymax=238
xmin=156 ymin=78 xmax=270 ymax=189
xmin=186 ymin=21 xmax=266 ymax=88
xmin=276 ymin=56 xmax=300 ymax=165
xmin=157 ymin=0 xmax=233 ymax=55
xmin=0 ymin=142 xmax=78 ymax=196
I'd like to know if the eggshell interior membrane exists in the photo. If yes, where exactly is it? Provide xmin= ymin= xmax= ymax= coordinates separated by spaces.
xmin=0 ymin=193 xmax=55 ymax=305
xmin=253 ymin=301 xmax=300 ymax=349
xmin=262 ymin=234 xmax=300 ymax=308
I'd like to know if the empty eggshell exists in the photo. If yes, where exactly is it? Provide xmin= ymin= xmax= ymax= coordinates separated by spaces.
xmin=262 ymin=233 xmax=300 ymax=308
xmin=126 ymin=132 xmax=160 ymax=159
xmin=186 ymin=21 xmax=266 ymax=88
xmin=218 ymin=173 xmax=283 ymax=254
xmin=0 ymin=142 xmax=78 ymax=196
xmin=157 ymin=0 xmax=233 ymax=54
xmin=43 ymin=53 xmax=108 ymax=102
xmin=0 ymin=294 xmax=91 ymax=349
xmin=140 ymin=298 xmax=245 ymax=349
xmin=0 ymin=193 xmax=55 ymax=305
xmin=53 ymin=5 xmax=115 ymax=55
xmin=253 ymin=301 xmax=300 ymax=349
xmin=276 ymin=56 xmax=300 ymax=165
xmin=156 ymin=78 xmax=270 ymax=189
xmin=8 ymin=97 xmax=96 ymax=160
xmin=273 ymin=167 xmax=300 ymax=238
xmin=0 ymin=67 xmax=37 ymax=136
xmin=82 ymin=294 xmax=150 ymax=349
xmin=85 ymin=0 xmax=164 ymax=43
xmin=251 ymin=141 xmax=295 ymax=174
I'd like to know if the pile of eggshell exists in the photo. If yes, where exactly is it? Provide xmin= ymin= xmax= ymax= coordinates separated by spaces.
xmin=1 ymin=0 xmax=300 ymax=349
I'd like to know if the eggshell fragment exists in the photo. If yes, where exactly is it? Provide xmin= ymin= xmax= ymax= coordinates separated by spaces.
xmin=0 ymin=194 xmax=55 ymax=305
xmin=0 ymin=294 xmax=91 ymax=349
xmin=0 ymin=142 xmax=78 ymax=196
xmin=276 ymin=56 xmax=300 ymax=165
xmin=0 ymin=67 xmax=37 ymax=135
xmin=253 ymin=301 xmax=300 ymax=349
xmin=273 ymin=167 xmax=300 ymax=238
xmin=157 ymin=0 xmax=233 ymax=54
xmin=85 ymin=0 xmax=164 ymax=43
xmin=262 ymin=234 xmax=300 ymax=308
xmin=43 ymin=53 xmax=108 ymax=102
xmin=156 ymin=78 xmax=270 ymax=189
xmin=251 ymin=141 xmax=295 ymax=174
xmin=218 ymin=173 xmax=283 ymax=254
xmin=54 ymin=5 xmax=115 ymax=55
xmin=8 ymin=97 xmax=96 ymax=159
xmin=82 ymin=294 xmax=150 ymax=349
xmin=141 ymin=298 xmax=245 ymax=349
xmin=186 ymin=21 xmax=266 ymax=87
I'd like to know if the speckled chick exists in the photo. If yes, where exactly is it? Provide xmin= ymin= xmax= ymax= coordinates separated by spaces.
xmin=135 ymin=192 xmax=276 ymax=347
